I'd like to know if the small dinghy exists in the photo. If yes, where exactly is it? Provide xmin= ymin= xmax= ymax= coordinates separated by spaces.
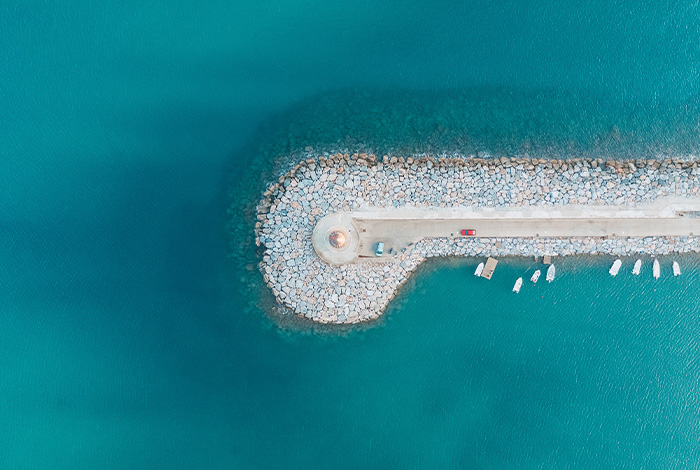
xmin=673 ymin=261 xmax=681 ymax=277
xmin=530 ymin=269 xmax=541 ymax=284
xmin=513 ymin=277 xmax=523 ymax=293
xmin=653 ymin=258 xmax=660 ymax=279
xmin=609 ymin=259 xmax=622 ymax=276
xmin=546 ymin=264 xmax=556 ymax=283
xmin=474 ymin=262 xmax=484 ymax=276
xmin=632 ymin=259 xmax=641 ymax=275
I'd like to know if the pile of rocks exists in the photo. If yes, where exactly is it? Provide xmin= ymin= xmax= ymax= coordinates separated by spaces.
xmin=417 ymin=235 xmax=700 ymax=258
xmin=256 ymin=153 xmax=700 ymax=324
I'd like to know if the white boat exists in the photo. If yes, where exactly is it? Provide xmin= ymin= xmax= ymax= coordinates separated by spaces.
xmin=632 ymin=259 xmax=641 ymax=275
xmin=653 ymin=258 xmax=660 ymax=279
xmin=530 ymin=269 xmax=541 ymax=284
xmin=609 ymin=259 xmax=622 ymax=276
xmin=513 ymin=277 xmax=523 ymax=293
xmin=673 ymin=261 xmax=681 ymax=277
xmin=474 ymin=262 xmax=484 ymax=276
xmin=546 ymin=264 xmax=556 ymax=282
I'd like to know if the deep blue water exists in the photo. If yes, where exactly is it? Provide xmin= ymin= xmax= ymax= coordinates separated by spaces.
xmin=2 ymin=1 xmax=700 ymax=468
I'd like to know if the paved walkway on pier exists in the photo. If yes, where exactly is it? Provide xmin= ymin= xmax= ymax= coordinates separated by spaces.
xmin=313 ymin=198 xmax=700 ymax=265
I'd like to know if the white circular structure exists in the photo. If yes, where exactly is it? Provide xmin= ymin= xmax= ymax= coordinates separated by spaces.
xmin=312 ymin=213 xmax=359 ymax=265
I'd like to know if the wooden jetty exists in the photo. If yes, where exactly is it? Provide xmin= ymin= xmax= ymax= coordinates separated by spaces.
xmin=481 ymin=257 xmax=498 ymax=279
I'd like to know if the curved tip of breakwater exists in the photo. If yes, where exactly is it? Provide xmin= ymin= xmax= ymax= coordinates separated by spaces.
xmin=255 ymin=153 xmax=700 ymax=324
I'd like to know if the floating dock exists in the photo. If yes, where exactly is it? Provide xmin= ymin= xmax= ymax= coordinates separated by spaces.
xmin=481 ymin=257 xmax=498 ymax=279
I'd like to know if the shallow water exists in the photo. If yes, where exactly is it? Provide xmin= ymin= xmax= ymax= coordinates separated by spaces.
xmin=3 ymin=0 xmax=700 ymax=468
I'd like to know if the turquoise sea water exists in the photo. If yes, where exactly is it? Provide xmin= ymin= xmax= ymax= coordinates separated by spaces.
xmin=3 ymin=1 xmax=700 ymax=468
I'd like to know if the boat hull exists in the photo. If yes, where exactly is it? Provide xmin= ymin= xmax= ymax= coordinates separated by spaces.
xmin=609 ymin=259 xmax=621 ymax=276
xmin=632 ymin=260 xmax=641 ymax=275
xmin=673 ymin=262 xmax=681 ymax=277
xmin=546 ymin=265 xmax=556 ymax=282
xmin=513 ymin=278 xmax=523 ymax=293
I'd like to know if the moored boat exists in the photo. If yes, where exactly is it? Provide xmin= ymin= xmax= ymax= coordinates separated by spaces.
xmin=530 ymin=269 xmax=541 ymax=283
xmin=474 ymin=262 xmax=484 ymax=276
xmin=513 ymin=277 xmax=523 ymax=293
xmin=653 ymin=258 xmax=660 ymax=279
xmin=546 ymin=264 xmax=556 ymax=282
xmin=673 ymin=261 xmax=681 ymax=277
xmin=632 ymin=259 xmax=641 ymax=275
xmin=609 ymin=259 xmax=622 ymax=276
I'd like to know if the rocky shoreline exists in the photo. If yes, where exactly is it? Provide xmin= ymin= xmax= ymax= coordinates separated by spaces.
xmin=256 ymin=154 xmax=700 ymax=324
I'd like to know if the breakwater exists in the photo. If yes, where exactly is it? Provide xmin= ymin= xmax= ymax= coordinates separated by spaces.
xmin=256 ymin=154 xmax=700 ymax=324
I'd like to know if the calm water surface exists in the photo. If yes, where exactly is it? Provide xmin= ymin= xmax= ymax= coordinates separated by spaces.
xmin=2 ymin=1 xmax=700 ymax=468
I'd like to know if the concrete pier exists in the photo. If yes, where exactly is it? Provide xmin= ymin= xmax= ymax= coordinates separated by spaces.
xmin=312 ymin=198 xmax=700 ymax=265
xmin=256 ymin=153 xmax=700 ymax=324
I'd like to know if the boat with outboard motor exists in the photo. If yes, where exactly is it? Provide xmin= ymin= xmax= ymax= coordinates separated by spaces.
xmin=632 ymin=259 xmax=641 ymax=275
xmin=513 ymin=277 xmax=523 ymax=293
xmin=673 ymin=261 xmax=681 ymax=277
xmin=546 ymin=264 xmax=556 ymax=282
xmin=609 ymin=259 xmax=622 ymax=276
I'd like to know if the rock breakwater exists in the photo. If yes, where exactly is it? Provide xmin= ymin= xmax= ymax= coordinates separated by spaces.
xmin=256 ymin=154 xmax=700 ymax=324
